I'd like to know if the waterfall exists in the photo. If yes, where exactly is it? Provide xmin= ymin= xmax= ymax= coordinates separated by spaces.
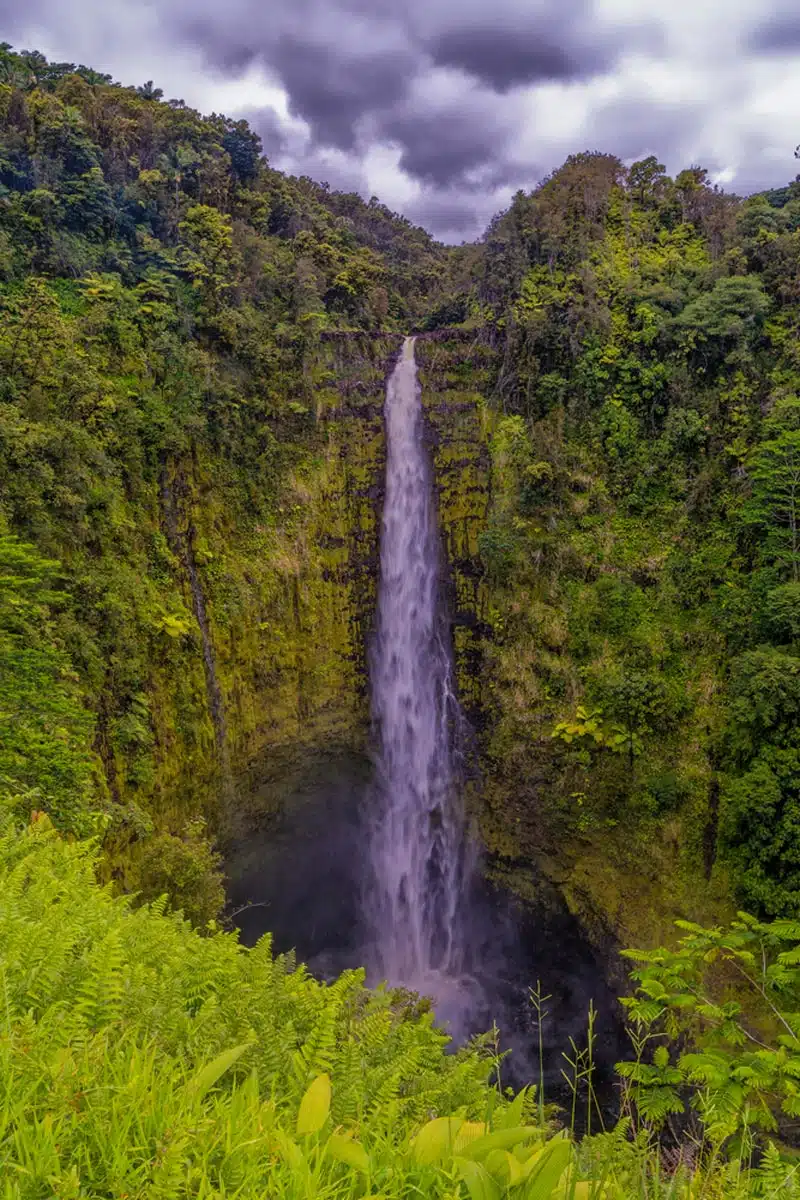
xmin=366 ymin=336 xmax=476 ymax=1030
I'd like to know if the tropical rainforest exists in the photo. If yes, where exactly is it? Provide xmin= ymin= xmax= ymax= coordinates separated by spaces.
xmin=6 ymin=39 xmax=800 ymax=1197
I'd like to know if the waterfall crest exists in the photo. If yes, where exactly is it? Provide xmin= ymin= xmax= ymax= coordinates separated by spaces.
xmin=366 ymin=336 xmax=475 ymax=1028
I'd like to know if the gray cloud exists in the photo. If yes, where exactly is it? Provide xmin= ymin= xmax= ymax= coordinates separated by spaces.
xmin=2 ymin=0 xmax=800 ymax=242
xmin=584 ymin=97 xmax=704 ymax=164
xmin=427 ymin=12 xmax=612 ymax=92
xmin=164 ymin=0 xmax=638 ymax=159
xmin=747 ymin=11 xmax=800 ymax=53
xmin=273 ymin=37 xmax=413 ymax=151
xmin=382 ymin=101 xmax=514 ymax=187
xmin=285 ymin=146 xmax=369 ymax=195
xmin=167 ymin=1 xmax=417 ymax=152
xmin=245 ymin=108 xmax=290 ymax=159
xmin=404 ymin=189 xmax=492 ymax=242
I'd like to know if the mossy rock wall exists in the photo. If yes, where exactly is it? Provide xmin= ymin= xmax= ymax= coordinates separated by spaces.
xmin=99 ymin=334 xmax=400 ymax=839
xmin=416 ymin=332 xmax=494 ymax=720
xmin=415 ymin=331 xmax=726 ymax=956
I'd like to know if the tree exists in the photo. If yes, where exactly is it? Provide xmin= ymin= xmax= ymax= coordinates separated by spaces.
xmin=747 ymin=397 xmax=800 ymax=580
xmin=762 ymin=581 xmax=800 ymax=645
xmin=675 ymin=165 xmax=710 ymax=224
xmin=178 ymin=203 xmax=237 ymax=306
xmin=678 ymin=275 xmax=770 ymax=341
xmin=136 ymin=80 xmax=164 ymax=101
xmin=627 ymin=155 xmax=667 ymax=207
xmin=719 ymin=645 xmax=800 ymax=915
xmin=675 ymin=275 xmax=770 ymax=371
xmin=721 ymin=755 xmax=800 ymax=916
xmin=0 ymin=535 xmax=100 ymax=832
xmin=220 ymin=118 xmax=262 ymax=182
xmin=0 ymin=42 xmax=33 ymax=88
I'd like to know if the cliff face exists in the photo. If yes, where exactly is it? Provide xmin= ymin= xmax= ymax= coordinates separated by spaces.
xmin=221 ymin=331 xmax=499 ymax=855
xmin=222 ymin=330 xmax=496 ymax=831
xmin=415 ymin=332 xmax=724 ymax=957
xmin=416 ymin=333 xmax=494 ymax=722
xmin=173 ymin=336 xmax=401 ymax=828
xmin=85 ymin=334 xmax=400 ymax=862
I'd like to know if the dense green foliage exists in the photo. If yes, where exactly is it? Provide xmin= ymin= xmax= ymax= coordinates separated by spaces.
xmin=0 ymin=535 xmax=99 ymax=831
xmin=621 ymin=913 xmax=800 ymax=1142
xmin=4 ymin=813 xmax=800 ymax=1198
xmin=0 ymin=813 xmax=506 ymax=1196
xmin=468 ymin=153 xmax=800 ymax=928
xmin=7 ymin=811 xmax=800 ymax=1195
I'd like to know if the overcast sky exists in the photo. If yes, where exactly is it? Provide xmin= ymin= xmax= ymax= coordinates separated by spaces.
xmin=2 ymin=0 xmax=800 ymax=242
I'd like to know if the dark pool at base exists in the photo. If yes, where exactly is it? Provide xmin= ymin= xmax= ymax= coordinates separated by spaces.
xmin=225 ymin=747 xmax=628 ymax=1125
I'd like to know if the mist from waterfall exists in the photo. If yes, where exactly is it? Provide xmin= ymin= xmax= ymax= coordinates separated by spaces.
xmin=366 ymin=336 xmax=478 ymax=1034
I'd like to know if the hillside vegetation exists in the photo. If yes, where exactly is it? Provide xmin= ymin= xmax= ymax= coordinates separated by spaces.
xmin=465 ymin=154 xmax=800 ymax=939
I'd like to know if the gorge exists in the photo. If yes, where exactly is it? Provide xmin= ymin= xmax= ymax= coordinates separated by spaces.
xmin=226 ymin=333 xmax=626 ymax=1096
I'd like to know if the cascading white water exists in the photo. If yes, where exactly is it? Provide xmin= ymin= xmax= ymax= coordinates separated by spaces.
xmin=367 ymin=336 xmax=476 ymax=1029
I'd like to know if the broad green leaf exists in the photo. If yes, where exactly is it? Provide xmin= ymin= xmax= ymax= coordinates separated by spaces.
xmin=521 ymin=1137 xmax=572 ymax=1198
xmin=410 ymin=1116 xmax=463 ymax=1164
xmin=453 ymin=1121 xmax=487 ymax=1153
xmin=274 ymin=1132 xmax=306 ymax=1171
xmin=484 ymin=1148 xmax=523 ymax=1185
xmin=187 ymin=1041 xmax=254 ymax=1100
xmin=326 ymin=1132 xmax=370 ymax=1173
xmin=516 ymin=1140 xmax=548 ymax=1163
xmin=296 ymin=1073 xmax=331 ymax=1136
xmin=459 ymin=1124 xmax=540 ymax=1161
xmin=457 ymin=1157 xmax=502 ymax=1200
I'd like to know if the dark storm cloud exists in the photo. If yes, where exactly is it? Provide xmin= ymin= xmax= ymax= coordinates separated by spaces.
xmin=423 ymin=3 xmax=663 ymax=94
xmin=382 ymin=104 xmax=512 ymax=187
xmin=175 ymin=16 xmax=413 ymax=151
xmin=178 ymin=16 xmax=258 ymax=75
xmin=403 ymin=190 xmax=491 ymax=242
xmin=272 ymin=36 xmax=414 ymax=151
xmin=428 ymin=21 xmax=608 ymax=92
xmin=481 ymin=157 xmax=541 ymax=192
xmin=245 ymin=108 xmax=290 ymax=159
xmin=163 ymin=0 xmax=643 ymax=164
xmin=168 ymin=2 xmax=417 ymax=152
xmin=747 ymin=11 xmax=800 ymax=53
